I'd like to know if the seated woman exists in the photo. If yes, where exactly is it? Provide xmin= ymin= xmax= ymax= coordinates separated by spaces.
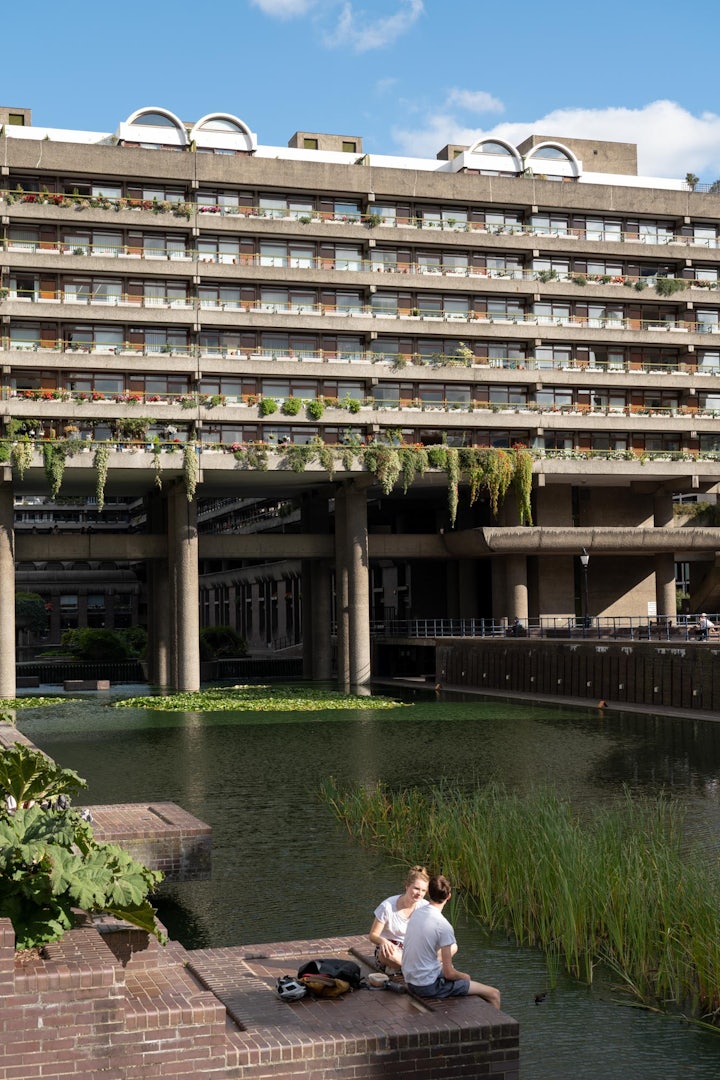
xmin=369 ymin=865 xmax=430 ymax=972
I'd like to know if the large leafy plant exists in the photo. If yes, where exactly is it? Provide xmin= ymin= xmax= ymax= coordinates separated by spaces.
xmin=0 ymin=745 xmax=165 ymax=950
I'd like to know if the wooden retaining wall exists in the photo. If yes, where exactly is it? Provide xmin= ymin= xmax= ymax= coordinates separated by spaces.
xmin=435 ymin=638 xmax=720 ymax=713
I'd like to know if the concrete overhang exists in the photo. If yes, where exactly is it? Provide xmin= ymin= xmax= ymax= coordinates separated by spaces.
xmin=443 ymin=526 xmax=720 ymax=557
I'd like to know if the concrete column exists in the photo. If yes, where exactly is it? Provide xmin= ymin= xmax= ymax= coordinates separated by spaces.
xmin=150 ymin=558 xmax=171 ymax=688
xmin=654 ymin=492 xmax=676 ymax=623
xmin=0 ymin=481 xmax=16 ymax=698
xmin=334 ymin=487 xmax=350 ymax=690
xmin=310 ymin=561 xmax=333 ymax=681
xmin=167 ymin=484 xmax=200 ymax=692
xmin=653 ymin=492 xmax=674 ymax=528
xmin=655 ymin=551 xmax=677 ymax=622
xmin=146 ymin=493 xmax=170 ymax=688
xmin=506 ymin=554 xmax=529 ymax=621
xmin=345 ymin=483 xmax=371 ymax=689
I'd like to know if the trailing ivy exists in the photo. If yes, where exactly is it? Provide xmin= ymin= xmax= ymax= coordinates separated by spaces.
xmin=11 ymin=439 xmax=34 ymax=480
xmin=513 ymin=446 xmax=534 ymax=525
xmin=234 ymin=442 xmax=269 ymax=471
xmin=43 ymin=442 xmax=67 ymax=500
xmin=183 ymin=443 xmax=199 ymax=500
xmin=363 ymin=444 xmax=401 ymax=495
xmin=398 ymin=445 xmax=428 ymax=493
xmin=314 ymin=437 xmax=336 ymax=479
xmin=446 ymin=447 xmax=460 ymax=526
xmin=284 ymin=443 xmax=314 ymax=473
xmin=94 ymin=443 xmax=110 ymax=512
xmin=484 ymin=448 xmax=515 ymax=518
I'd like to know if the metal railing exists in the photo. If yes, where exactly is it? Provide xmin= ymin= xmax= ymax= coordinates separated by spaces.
xmin=373 ymin=615 xmax=716 ymax=642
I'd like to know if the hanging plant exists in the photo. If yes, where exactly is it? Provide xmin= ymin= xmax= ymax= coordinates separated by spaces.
xmin=183 ymin=443 xmax=198 ymax=501
xmin=446 ymin=447 xmax=460 ymax=527
xmin=152 ymin=439 xmax=163 ymax=490
xmin=484 ymin=449 xmax=515 ymax=518
xmin=313 ymin=437 xmax=336 ymax=479
xmin=11 ymin=439 xmax=34 ymax=479
xmin=460 ymin=448 xmax=486 ymax=507
xmin=43 ymin=442 xmax=67 ymax=500
xmin=398 ymin=446 xmax=428 ymax=493
xmin=233 ymin=442 xmax=269 ymax=471
xmin=283 ymin=444 xmax=314 ymax=473
xmin=94 ymin=443 xmax=110 ymax=512
xmin=512 ymin=446 xmax=533 ymax=525
xmin=363 ymin=444 xmax=400 ymax=495
xmin=427 ymin=446 xmax=448 ymax=469
xmin=339 ymin=442 xmax=360 ymax=472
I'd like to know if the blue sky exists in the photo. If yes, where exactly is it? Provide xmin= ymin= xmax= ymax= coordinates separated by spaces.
xmin=5 ymin=0 xmax=720 ymax=179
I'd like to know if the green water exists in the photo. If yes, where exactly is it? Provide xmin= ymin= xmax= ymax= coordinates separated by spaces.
xmin=17 ymin=688 xmax=720 ymax=1079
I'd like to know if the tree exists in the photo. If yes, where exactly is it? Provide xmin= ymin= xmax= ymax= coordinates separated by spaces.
xmin=15 ymin=592 xmax=49 ymax=635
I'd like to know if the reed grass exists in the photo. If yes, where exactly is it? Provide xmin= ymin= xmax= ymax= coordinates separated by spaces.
xmin=321 ymin=778 xmax=720 ymax=1023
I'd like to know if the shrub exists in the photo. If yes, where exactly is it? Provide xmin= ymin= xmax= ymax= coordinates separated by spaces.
xmin=199 ymin=625 xmax=248 ymax=660
xmin=259 ymin=397 xmax=278 ymax=416
xmin=281 ymin=397 xmax=302 ymax=416
xmin=0 ymin=744 xmax=164 ymax=949
xmin=60 ymin=628 xmax=131 ymax=662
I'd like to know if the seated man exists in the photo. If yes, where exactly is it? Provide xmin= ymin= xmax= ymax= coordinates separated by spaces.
xmin=401 ymin=873 xmax=501 ymax=1009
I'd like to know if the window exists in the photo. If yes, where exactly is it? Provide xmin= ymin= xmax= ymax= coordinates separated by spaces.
xmin=638 ymin=221 xmax=673 ymax=245
xmin=132 ymin=112 xmax=176 ymax=127
xmin=198 ymin=285 xmax=242 ymax=310
xmin=534 ymin=301 xmax=571 ymax=325
xmin=372 ymin=292 xmax=399 ymax=316
xmin=696 ymin=309 xmax=720 ymax=333
xmin=531 ymin=212 xmax=570 ymax=237
xmin=585 ymin=218 xmax=622 ymax=242
xmin=334 ymin=245 xmax=363 ymax=271
xmin=693 ymin=225 xmax=718 ymax=248
xmin=259 ymin=241 xmax=314 ymax=268
xmin=374 ymin=204 xmax=397 ymax=224
xmin=535 ymin=388 xmax=573 ymax=408
xmin=333 ymin=199 xmax=361 ymax=221
xmin=489 ymin=385 xmax=528 ymax=405
xmin=259 ymin=193 xmax=314 ymax=219
xmin=8 ymin=113 xmax=25 ymax=126
xmin=371 ymin=249 xmax=399 ymax=272
xmin=342 ymin=141 xmax=357 ymax=153
xmin=303 ymin=138 xmax=318 ymax=150
xmin=477 ymin=141 xmax=512 ymax=155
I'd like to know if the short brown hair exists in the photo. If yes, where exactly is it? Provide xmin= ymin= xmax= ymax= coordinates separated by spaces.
xmin=428 ymin=874 xmax=452 ymax=902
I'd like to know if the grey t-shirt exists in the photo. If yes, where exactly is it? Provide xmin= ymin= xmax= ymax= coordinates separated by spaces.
xmin=401 ymin=904 xmax=456 ymax=986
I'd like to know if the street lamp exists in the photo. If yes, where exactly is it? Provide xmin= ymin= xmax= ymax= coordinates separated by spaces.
xmin=580 ymin=548 xmax=590 ymax=628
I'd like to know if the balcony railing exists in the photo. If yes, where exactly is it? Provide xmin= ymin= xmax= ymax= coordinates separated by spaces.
xmin=0 ymin=337 xmax=718 ymax=378
xmin=373 ymin=615 xmax=714 ymax=642
xmin=2 ymin=289 xmax=718 ymax=335
xmin=4 ymin=239 xmax=720 ymax=297
xmin=3 ymin=188 xmax=720 ymax=250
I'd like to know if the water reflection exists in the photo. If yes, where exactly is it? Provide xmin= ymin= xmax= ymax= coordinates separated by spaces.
xmin=17 ymin=691 xmax=720 ymax=1079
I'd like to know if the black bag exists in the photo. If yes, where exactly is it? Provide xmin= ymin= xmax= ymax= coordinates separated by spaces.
xmin=297 ymin=958 xmax=363 ymax=989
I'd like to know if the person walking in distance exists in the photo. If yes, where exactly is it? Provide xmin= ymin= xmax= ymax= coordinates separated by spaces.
xmin=401 ymin=873 xmax=501 ymax=1008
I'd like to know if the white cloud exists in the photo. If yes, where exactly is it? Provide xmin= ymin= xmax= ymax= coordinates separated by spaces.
xmin=250 ymin=0 xmax=316 ymax=16
xmin=391 ymin=99 xmax=720 ymax=180
xmin=445 ymin=88 xmax=504 ymax=115
xmin=325 ymin=0 xmax=424 ymax=52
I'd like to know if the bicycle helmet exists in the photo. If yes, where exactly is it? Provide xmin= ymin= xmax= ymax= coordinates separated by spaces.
xmin=276 ymin=976 xmax=308 ymax=1001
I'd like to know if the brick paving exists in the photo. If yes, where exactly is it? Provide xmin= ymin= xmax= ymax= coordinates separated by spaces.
xmin=188 ymin=934 xmax=520 ymax=1079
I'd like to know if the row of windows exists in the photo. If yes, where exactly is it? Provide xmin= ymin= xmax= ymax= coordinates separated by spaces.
xmin=7 ymin=323 xmax=719 ymax=371
xmin=8 ymin=278 xmax=720 ymax=326
xmin=9 ymin=228 xmax=719 ymax=283
xmin=7 ymin=176 xmax=720 ymax=239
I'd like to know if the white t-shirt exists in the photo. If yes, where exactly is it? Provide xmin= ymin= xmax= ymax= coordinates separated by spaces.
xmin=373 ymin=894 xmax=428 ymax=943
xmin=401 ymin=903 xmax=456 ymax=986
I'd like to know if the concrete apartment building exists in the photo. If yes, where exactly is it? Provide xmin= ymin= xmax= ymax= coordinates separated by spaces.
xmin=1 ymin=104 xmax=720 ymax=694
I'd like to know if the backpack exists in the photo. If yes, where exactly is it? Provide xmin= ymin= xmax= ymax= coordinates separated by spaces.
xmin=297 ymin=958 xmax=363 ymax=991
